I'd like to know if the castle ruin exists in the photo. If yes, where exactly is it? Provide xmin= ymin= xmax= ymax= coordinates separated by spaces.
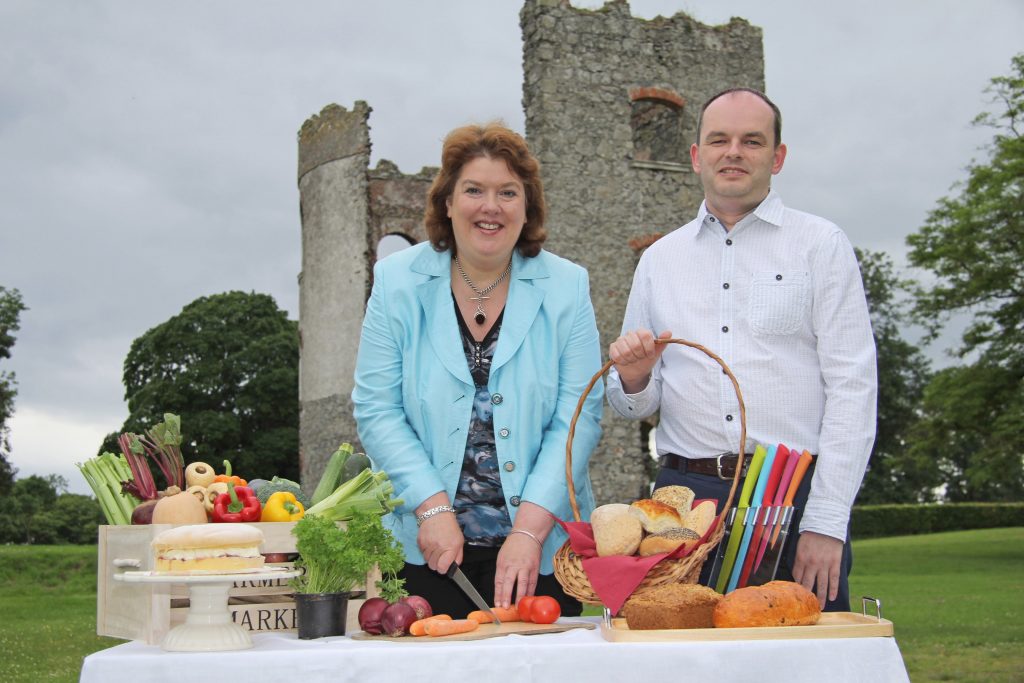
xmin=297 ymin=0 xmax=764 ymax=505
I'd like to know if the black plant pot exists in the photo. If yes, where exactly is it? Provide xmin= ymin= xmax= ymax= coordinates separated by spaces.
xmin=295 ymin=592 xmax=350 ymax=639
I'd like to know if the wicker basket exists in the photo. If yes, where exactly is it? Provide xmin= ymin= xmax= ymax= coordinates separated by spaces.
xmin=553 ymin=338 xmax=747 ymax=605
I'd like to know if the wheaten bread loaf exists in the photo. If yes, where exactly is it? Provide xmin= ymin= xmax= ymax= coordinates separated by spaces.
xmin=591 ymin=503 xmax=644 ymax=556
xmin=637 ymin=527 xmax=700 ymax=557
xmin=623 ymin=583 xmax=722 ymax=630
xmin=629 ymin=499 xmax=684 ymax=533
xmin=712 ymin=580 xmax=821 ymax=628
xmin=652 ymin=485 xmax=695 ymax=517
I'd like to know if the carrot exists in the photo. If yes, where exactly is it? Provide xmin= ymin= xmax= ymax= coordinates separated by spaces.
xmin=409 ymin=614 xmax=452 ymax=637
xmin=467 ymin=606 xmax=520 ymax=624
xmin=425 ymin=618 xmax=480 ymax=637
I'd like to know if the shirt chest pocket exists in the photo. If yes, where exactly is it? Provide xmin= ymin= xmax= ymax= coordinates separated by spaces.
xmin=747 ymin=270 xmax=809 ymax=336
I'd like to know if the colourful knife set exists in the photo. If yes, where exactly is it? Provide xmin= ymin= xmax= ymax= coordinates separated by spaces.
xmin=707 ymin=443 xmax=814 ymax=594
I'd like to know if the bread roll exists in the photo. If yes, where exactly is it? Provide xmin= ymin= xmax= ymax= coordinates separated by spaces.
xmin=712 ymin=580 xmax=821 ymax=628
xmin=591 ymin=503 xmax=643 ymax=556
xmin=652 ymin=485 xmax=695 ymax=517
xmin=682 ymin=500 xmax=717 ymax=538
xmin=637 ymin=527 xmax=700 ymax=557
xmin=623 ymin=583 xmax=722 ymax=630
xmin=152 ymin=523 xmax=265 ymax=573
xmin=629 ymin=499 xmax=684 ymax=533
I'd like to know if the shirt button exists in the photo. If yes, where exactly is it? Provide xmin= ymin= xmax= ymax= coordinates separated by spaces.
xmin=709 ymin=216 xmax=717 ymax=223
xmin=725 ymin=239 xmax=733 ymax=246
xmin=723 ymin=283 xmax=729 ymax=289
xmin=725 ymin=414 xmax=734 ymax=422
xmin=491 ymin=393 xmax=503 ymax=405
xmin=776 ymin=274 xmax=783 ymax=281
xmin=722 ymin=325 xmax=729 ymax=333
xmin=499 ymin=427 xmax=510 ymax=438
xmin=504 ymin=461 xmax=515 ymax=472
xmin=509 ymin=495 xmax=521 ymax=506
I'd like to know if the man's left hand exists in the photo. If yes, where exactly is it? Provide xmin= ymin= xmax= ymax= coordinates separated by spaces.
xmin=791 ymin=531 xmax=843 ymax=609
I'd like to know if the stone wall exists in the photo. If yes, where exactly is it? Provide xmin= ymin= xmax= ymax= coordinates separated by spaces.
xmin=520 ymin=0 xmax=764 ymax=504
xmin=296 ymin=1 xmax=765 ymax=505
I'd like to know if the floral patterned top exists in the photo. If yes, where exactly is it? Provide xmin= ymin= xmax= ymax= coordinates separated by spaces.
xmin=452 ymin=298 xmax=511 ymax=547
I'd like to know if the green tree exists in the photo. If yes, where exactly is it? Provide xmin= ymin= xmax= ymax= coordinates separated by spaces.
xmin=0 ymin=286 xmax=27 ymax=495
xmin=854 ymin=249 xmax=933 ymax=504
xmin=0 ymin=474 xmax=62 ymax=544
xmin=905 ymin=52 xmax=1024 ymax=502
xmin=102 ymin=291 xmax=300 ymax=483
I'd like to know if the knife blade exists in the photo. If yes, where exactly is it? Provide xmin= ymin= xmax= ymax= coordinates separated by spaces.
xmin=714 ymin=443 xmax=768 ymax=593
xmin=445 ymin=563 xmax=501 ymax=624
xmin=726 ymin=443 xmax=777 ymax=593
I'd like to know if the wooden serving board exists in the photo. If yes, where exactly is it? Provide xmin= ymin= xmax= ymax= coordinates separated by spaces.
xmin=601 ymin=612 xmax=894 ymax=642
xmin=351 ymin=619 xmax=595 ymax=643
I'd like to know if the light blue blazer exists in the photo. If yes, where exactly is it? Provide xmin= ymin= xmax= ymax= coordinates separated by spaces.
xmin=352 ymin=242 xmax=603 ymax=572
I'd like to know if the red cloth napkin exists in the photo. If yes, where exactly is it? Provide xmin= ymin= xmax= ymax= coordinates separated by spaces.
xmin=556 ymin=500 xmax=719 ymax=614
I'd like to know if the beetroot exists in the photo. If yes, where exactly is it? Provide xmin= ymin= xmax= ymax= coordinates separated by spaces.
xmin=357 ymin=597 xmax=389 ymax=635
xmin=380 ymin=601 xmax=418 ymax=637
xmin=400 ymin=595 xmax=433 ymax=621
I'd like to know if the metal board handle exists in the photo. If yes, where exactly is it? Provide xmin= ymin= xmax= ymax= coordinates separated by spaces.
xmin=861 ymin=596 xmax=883 ymax=621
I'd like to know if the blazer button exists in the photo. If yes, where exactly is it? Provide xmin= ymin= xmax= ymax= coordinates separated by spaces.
xmin=499 ymin=427 xmax=510 ymax=438
xmin=504 ymin=461 xmax=516 ymax=472
xmin=491 ymin=393 xmax=504 ymax=405
xmin=509 ymin=495 xmax=521 ymax=506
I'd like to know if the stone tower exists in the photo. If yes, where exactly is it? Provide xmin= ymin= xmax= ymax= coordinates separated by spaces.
xmin=296 ymin=1 xmax=764 ymax=503
xmin=520 ymin=0 xmax=763 ymax=504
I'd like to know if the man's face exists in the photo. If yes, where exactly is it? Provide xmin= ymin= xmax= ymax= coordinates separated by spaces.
xmin=690 ymin=91 xmax=787 ymax=221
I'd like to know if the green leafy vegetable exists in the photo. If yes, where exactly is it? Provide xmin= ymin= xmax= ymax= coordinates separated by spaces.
xmin=77 ymin=452 xmax=142 ymax=525
xmin=290 ymin=511 xmax=405 ymax=596
xmin=305 ymin=468 xmax=402 ymax=521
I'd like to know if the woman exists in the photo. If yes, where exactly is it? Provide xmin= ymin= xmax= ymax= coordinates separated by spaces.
xmin=352 ymin=122 xmax=603 ymax=617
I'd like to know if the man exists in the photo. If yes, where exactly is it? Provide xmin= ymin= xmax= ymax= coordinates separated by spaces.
xmin=607 ymin=88 xmax=876 ymax=610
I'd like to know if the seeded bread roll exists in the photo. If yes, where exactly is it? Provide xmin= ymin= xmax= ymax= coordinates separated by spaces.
xmin=591 ymin=503 xmax=644 ymax=557
xmin=637 ymin=527 xmax=701 ymax=557
xmin=712 ymin=581 xmax=821 ymax=628
xmin=629 ymin=499 xmax=684 ymax=533
xmin=652 ymin=485 xmax=695 ymax=517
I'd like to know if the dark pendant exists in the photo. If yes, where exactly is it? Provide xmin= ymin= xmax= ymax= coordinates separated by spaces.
xmin=474 ymin=311 xmax=486 ymax=325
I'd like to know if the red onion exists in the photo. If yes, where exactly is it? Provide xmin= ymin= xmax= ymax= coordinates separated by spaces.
xmin=357 ymin=597 xmax=390 ymax=635
xmin=380 ymin=601 xmax=418 ymax=637
xmin=400 ymin=595 xmax=433 ymax=621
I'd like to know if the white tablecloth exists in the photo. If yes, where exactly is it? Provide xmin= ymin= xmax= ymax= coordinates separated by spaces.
xmin=80 ymin=617 xmax=910 ymax=683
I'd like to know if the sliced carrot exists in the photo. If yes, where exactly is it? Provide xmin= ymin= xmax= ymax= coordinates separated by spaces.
xmin=467 ymin=605 xmax=520 ymax=624
xmin=409 ymin=614 xmax=452 ymax=637
xmin=425 ymin=618 xmax=480 ymax=637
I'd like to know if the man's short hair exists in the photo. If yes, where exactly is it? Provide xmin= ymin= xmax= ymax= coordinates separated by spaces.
xmin=695 ymin=87 xmax=782 ymax=148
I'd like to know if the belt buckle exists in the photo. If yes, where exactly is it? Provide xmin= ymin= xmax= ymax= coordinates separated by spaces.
xmin=714 ymin=452 xmax=732 ymax=481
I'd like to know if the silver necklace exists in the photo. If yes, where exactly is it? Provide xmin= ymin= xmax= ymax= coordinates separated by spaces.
xmin=455 ymin=255 xmax=512 ymax=325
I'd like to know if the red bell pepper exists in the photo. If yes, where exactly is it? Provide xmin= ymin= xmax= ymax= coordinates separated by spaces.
xmin=212 ymin=482 xmax=262 ymax=523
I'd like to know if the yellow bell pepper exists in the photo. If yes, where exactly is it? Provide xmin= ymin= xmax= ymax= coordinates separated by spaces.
xmin=261 ymin=491 xmax=305 ymax=522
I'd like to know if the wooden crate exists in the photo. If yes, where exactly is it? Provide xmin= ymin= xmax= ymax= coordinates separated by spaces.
xmin=97 ymin=523 xmax=379 ymax=644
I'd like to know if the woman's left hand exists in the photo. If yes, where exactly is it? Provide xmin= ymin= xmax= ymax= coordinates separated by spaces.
xmin=494 ymin=501 xmax=550 ymax=608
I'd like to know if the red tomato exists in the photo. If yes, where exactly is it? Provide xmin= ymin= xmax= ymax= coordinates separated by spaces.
xmin=529 ymin=595 xmax=560 ymax=624
xmin=517 ymin=596 xmax=537 ymax=623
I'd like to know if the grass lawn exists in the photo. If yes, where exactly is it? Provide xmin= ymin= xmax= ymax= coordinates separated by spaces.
xmin=1 ymin=527 xmax=1021 ymax=682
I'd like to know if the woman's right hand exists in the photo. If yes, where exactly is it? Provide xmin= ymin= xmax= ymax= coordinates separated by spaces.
xmin=418 ymin=514 xmax=464 ymax=573
xmin=609 ymin=329 xmax=672 ymax=393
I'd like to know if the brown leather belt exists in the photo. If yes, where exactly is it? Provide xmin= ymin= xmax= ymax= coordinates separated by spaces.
xmin=659 ymin=452 xmax=752 ymax=480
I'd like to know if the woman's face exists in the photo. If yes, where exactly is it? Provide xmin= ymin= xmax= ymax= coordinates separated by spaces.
xmin=446 ymin=155 xmax=526 ymax=268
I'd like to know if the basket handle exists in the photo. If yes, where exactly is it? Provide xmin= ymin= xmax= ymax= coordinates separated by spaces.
xmin=564 ymin=338 xmax=747 ymax=529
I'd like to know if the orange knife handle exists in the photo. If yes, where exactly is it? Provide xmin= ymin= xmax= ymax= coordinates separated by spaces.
xmin=782 ymin=450 xmax=813 ymax=507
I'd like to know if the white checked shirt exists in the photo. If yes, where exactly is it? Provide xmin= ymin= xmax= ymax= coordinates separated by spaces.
xmin=607 ymin=191 xmax=877 ymax=541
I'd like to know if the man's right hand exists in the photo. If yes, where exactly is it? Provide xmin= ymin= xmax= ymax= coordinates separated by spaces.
xmin=609 ymin=329 xmax=673 ymax=394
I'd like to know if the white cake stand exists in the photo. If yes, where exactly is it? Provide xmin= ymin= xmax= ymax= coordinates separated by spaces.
xmin=114 ymin=567 xmax=300 ymax=652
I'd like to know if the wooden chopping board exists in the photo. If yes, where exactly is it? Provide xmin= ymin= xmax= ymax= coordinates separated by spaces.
xmin=351 ymin=619 xmax=596 ymax=643
xmin=601 ymin=612 xmax=893 ymax=642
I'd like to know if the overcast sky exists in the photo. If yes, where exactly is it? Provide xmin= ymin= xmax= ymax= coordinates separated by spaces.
xmin=3 ymin=0 xmax=1021 ymax=495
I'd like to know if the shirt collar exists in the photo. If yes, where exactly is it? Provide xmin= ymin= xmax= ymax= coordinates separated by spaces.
xmin=698 ymin=189 xmax=785 ymax=236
